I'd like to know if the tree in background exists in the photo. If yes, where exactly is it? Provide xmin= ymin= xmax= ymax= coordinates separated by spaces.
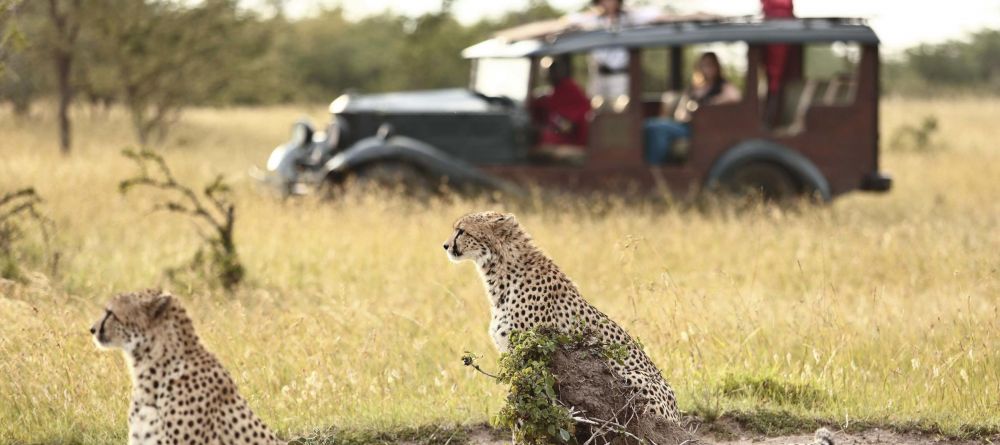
xmin=885 ymin=30 xmax=1000 ymax=96
xmin=89 ymin=0 xmax=266 ymax=145
xmin=43 ymin=0 xmax=81 ymax=154
xmin=0 ymin=0 xmax=32 ymax=114
xmin=0 ymin=0 xmax=23 ymax=75
xmin=1 ymin=0 xmax=567 ymax=118
xmin=391 ymin=8 xmax=477 ymax=91
xmin=279 ymin=9 xmax=408 ymax=97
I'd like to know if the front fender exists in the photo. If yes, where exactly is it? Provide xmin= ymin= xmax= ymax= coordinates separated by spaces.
xmin=321 ymin=135 xmax=516 ymax=192
xmin=705 ymin=139 xmax=832 ymax=202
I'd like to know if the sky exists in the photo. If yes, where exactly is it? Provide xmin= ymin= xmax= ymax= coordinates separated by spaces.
xmin=273 ymin=0 xmax=1000 ymax=53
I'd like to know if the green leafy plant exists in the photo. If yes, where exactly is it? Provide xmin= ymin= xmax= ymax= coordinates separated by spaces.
xmin=478 ymin=329 xmax=576 ymax=445
xmin=463 ymin=327 xmax=637 ymax=445
xmin=119 ymin=149 xmax=244 ymax=291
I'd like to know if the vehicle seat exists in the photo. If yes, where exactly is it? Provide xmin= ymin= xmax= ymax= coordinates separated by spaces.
xmin=820 ymin=74 xmax=857 ymax=105
xmin=774 ymin=79 xmax=817 ymax=136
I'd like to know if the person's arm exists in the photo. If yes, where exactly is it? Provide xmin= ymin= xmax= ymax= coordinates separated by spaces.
xmin=565 ymin=11 xmax=601 ymax=30
xmin=633 ymin=9 xmax=725 ymax=26
xmin=494 ymin=18 xmax=574 ymax=41
xmin=673 ymin=92 xmax=696 ymax=122
xmin=708 ymin=84 xmax=743 ymax=105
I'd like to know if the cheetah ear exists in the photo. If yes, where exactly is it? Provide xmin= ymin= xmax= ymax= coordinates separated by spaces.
xmin=493 ymin=213 xmax=519 ymax=238
xmin=494 ymin=213 xmax=517 ymax=226
xmin=147 ymin=294 xmax=173 ymax=320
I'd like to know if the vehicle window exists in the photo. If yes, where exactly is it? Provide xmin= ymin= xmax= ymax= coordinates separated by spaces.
xmin=688 ymin=42 xmax=748 ymax=92
xmin=473 ymin=58 xmax=532 ymax=102
xmin=642 ymin=48 xmax=674 ymax=96
xmin=804 ymin=42 xmax=861 ymax=105
xmin=762 ymin=41 xmax=862 ymax=133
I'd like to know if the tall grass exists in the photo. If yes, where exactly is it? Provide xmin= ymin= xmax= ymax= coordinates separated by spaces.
xmin=0 ymin=98 xmax=998 ymax=444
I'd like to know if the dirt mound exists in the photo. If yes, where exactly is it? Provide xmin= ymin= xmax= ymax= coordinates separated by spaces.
xmin=550 ymin=345 xmax=707 ymax=445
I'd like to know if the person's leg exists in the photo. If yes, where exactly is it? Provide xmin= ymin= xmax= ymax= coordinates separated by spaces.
xmin=644 ymin=119 xmax=691 ymax=164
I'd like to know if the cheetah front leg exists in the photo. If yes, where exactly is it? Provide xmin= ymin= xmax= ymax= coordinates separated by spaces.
xmin=489 ymin=312 xmax=512 ymax=352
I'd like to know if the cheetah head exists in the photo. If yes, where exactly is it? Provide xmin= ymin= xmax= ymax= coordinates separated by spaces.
xmin=443 ymin=211 xmax=524 ymax=263
xmin=90 ymin=289 xmax=177 ymax=352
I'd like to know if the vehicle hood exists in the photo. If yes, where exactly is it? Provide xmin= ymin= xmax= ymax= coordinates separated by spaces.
xmin=341 ymin=89 xmax=493 ymax=113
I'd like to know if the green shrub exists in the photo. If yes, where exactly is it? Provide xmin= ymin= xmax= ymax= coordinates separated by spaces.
xmin=464 ymin=326 xmax=631 ymax=445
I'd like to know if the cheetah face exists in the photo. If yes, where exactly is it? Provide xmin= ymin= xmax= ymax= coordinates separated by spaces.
xmin=443 ymin=227 xmax=488 ymax=263
xmin=90 ymin=308 xmax=131 ymax=349
xmin=90 ymin=291 xmax=172 ymax=352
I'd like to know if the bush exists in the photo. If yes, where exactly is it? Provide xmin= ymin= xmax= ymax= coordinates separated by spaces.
xmin=464 ymin=327 xmax=701 ymax=445
xmin=119 ymin=149 xmax=244 ymax=291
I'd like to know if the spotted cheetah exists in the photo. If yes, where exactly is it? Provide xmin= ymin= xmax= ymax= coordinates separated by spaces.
xmin=90 ymin=289 xmax=283 ymax=445
xmin=443 ymin=211 xmax=681 ymax=422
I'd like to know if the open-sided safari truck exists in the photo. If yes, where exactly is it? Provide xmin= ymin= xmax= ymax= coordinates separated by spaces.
xmin=261 ymin=17 xmax=891 ymax=201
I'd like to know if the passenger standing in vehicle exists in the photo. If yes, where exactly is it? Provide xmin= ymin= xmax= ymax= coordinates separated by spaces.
xmin=532 ymin=55 xmax=591 ymax=163
xmin=568 ymin=0 xmax=663 ymax=99
xmin=761 ymin=0 xmax=800 ymax=127
xmin=644 ymin=52 xmax=741 ymax=164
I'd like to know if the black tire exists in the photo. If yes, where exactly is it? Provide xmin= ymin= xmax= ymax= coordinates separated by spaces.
xmin=720 ymin=161 xmax=801 ymax=202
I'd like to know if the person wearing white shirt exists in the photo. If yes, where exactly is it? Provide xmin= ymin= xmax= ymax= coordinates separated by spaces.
xmin=567 ymin=0 xmax=663 ymax=99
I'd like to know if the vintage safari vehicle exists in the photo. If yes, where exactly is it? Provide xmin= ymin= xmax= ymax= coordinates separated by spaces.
xmin=261 ymin=17 xmax=891 ymax=201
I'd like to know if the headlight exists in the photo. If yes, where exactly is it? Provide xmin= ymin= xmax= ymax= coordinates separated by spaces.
xmin=266 ymin=146 xmax=288 ymax=171
xmin=325 ymin=115 xmax=347 ymax=150
xmin=330 ymin=94 xmax=351 ymax=114
xmin=291 ymin=122 xmax=313 ymax=147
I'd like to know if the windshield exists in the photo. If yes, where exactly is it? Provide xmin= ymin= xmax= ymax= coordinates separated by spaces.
xmin=472 ymin=58 xmax=531 ymax=102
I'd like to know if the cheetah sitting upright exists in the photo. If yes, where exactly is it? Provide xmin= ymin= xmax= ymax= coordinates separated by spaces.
xmin=443 ymin=211 xmax=681 ymax=422
xmin=90 ymin=289 xmax=283 ymax=445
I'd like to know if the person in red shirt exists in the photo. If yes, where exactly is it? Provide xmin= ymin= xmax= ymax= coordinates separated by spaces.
xmin=761 ymin=0 xmax=799 ymax=126
xmin=532 ymin=55 xmax=591 ymax=162
xmin=762 ymin=0 xmax=794 ymax=18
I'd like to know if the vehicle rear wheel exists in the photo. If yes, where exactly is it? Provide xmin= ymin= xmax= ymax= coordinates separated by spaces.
xmin=720 ymin=162 xmax=801 ymax=202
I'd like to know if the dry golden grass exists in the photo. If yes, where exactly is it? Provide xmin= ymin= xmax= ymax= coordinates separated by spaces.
xmin=0 ymin=98 xmax=998 ymax=444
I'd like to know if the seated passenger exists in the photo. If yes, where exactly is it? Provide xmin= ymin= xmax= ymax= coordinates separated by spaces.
xmin=567 ymin=0 xmax=666 ymax=98
xmin=532 ymin=56 xmax=591 ymax=164
xmin=645 ymin=52 xmax=741 ymax=164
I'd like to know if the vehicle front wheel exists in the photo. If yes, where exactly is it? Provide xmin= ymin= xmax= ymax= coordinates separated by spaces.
xmin=337 ymin=161 xmax=437 ymax=196
xmin=719 ymin=162 xmax=801 ymax=202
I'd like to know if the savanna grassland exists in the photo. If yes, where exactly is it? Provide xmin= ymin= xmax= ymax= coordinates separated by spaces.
xmin=0 ymin=98 xmax=998 ymax=444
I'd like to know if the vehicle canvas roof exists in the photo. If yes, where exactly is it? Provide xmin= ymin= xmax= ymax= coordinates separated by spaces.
xmin=462 ymin=17 xmax=879 ymax=59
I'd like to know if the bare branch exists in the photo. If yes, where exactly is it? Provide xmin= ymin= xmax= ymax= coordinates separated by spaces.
xmin=0 ymin=188 xmax=38 ymax=209
xmin=0 ymin=187 xmax=57 ymax=276
xmin=118 ymin=150 xmax=243 ymax=290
